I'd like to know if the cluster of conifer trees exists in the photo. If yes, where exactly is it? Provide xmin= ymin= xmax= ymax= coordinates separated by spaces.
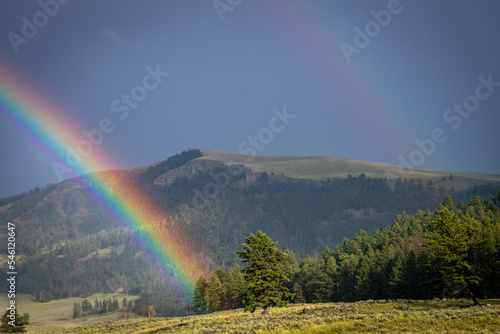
xmin=141 ymin=148 xmax=202 ymax=182
xmin=193 ymin=194 xmax=500 ymax=313
xmin=191 ymin=265 xmax=247 ymax=314
xmin=72 ymin=296 xmax=123 ymax=318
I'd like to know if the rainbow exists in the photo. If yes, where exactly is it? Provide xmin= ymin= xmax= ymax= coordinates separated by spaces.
xmin=0 ymin=61 xmax=200 ymax=297
xmin=1 ymin=2 xmax=420 ymax=298
xmin=264 ymin=1 xmax=416 ymax=148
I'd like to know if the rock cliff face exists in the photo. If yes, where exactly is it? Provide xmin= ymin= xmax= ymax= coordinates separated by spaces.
xmin=152 ymin=157 xmax=310 ymax=188
xmin=153 ymin=159 xmax=226 ymax=186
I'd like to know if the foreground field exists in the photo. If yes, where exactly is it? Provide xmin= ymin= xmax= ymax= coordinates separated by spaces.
xmin=0 ymin=292 xmax=140 ymax=333
xmin=25 ymin=299 xmax=500 ymax=334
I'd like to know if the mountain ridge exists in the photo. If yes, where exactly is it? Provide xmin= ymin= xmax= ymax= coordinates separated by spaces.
xmin=1 ymin=148 xmax=499 ymax=317
xmin=195 ymin=149 xmax=500 ymax=181
xmin=3 ymin=148 xmax=498 ymax=209
xmin=128 ymin=149 xmax=500 ymax=194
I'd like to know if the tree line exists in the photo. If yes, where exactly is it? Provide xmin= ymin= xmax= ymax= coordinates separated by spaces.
xmin=141 ymin=148 xmax=202 ymax=183
xmin=72 ymin=296 xmax=122 ymax=318
xmin=160 ymin=167 xmax=499 ymax=267
xmin=192 ymin=194 xmax=500 ymax=314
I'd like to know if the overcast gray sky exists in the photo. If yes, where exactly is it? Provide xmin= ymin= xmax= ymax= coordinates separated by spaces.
xmin=1 ymin=0 xmax=499 ymax=198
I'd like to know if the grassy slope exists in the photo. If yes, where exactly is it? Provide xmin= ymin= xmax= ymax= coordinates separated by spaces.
xmin=197 ymin=150 xmax=500 ymax=192
xmin=198 ymin=150 xmax=500 ymax=180
xmin=0 ymin=292 xmax=139 ymax=333
xmin=26 ymin=299 xmax=500 ymax=334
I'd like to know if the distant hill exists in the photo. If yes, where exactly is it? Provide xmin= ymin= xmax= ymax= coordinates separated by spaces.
xmin=0 ymin=149 xmax=498 ymax=316
xmin=195 ymin=150 xmax=500 ymax=192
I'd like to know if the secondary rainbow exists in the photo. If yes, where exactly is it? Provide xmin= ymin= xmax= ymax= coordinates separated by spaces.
xmin=265 ymin=1 xmax=416 ymax=145
xmin=0 ymin=62 xmax=198 ymax=297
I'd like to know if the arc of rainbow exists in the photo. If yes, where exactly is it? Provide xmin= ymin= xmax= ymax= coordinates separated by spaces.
xmin=262 ymin=2 xmax=415 ymax=144
xmin=0 ymin=62 xmax=197 ymax=297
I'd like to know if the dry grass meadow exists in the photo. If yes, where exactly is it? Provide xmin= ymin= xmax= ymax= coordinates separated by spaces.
xmin=3 ymin=296 xmax=498 ymax=334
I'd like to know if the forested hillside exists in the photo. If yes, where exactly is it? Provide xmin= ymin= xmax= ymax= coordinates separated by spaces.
xmin=159 ymin=166 xmax=499 ymax=266
xmin=193 ymin=194 xmax=500 ymax=315
xmin=0 ymin=149 xmax=498 ymax=316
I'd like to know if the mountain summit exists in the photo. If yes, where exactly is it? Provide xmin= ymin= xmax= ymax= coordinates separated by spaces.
xmin=0 ymin=149 xmax=498 ymax=316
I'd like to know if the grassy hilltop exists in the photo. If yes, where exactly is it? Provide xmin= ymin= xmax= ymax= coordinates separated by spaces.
xmin=197 ymin=150 xmax=500 ymax=190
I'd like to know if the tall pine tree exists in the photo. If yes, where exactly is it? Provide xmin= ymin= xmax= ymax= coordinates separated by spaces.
xmin=423 ymin=208 xmax=481 ymax=304
xmin=237 ymin=231 xmax=294 ymax=314
xmin=206 ymin=273 xmax=224 ymax=312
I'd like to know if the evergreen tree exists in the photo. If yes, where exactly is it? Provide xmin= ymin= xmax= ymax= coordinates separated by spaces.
xmin=206 ymin=273 xmax=224 ymax=312
xmin=112 ymin=297 xmax=119 ymax=312
xmin=337 ymin=254 xmax=359 ymax=301
xmin=423 ymin=208 xmax=481 ymax=304
xmin=279 ymin=249 xmax=299 ymax=291
xmin=236 ymin=231 xmax=294 ymax=314
xmin=440 ymin=195 xmax=455 ymax=211
xmin=0 ymin=310 xmax=30 ymax=333
xmin=214 ymin=268 xmax=227 ymax=282
xmin=399 ymin=250 xmax=421 ymax=299
xmin=93 ymin=299 xmax=99 ymax=314
xmin=293 ymin=282 xmax=305 ymax=303
xmin=38 ymin=289 xmax=54 ymax=303
xmin=102 ymin=299 xmax=108 ymax=314
xmin=73 ymin=302 xmax=81 ymax=319
xmin=303 ymin=257 xmax=333 ymax=302
xmin=354 ymin=258 xmax=372 ymax=300
xmin=325 ymin=256 xmax=338 ymax=300
xmin=388 ymin=257 xmax=403 ymax=298
xmin=227 ymin=265 xmax=247 ymax=309
xmin=81 ymin=299 xmax=93 ymax=316
xmin=191 ymin=276 xmax=208 ymax=314
xmin=213 ymin=269 xmax=229 ymax=310
xmin=325 ymin=256 xmax=337 ymax=279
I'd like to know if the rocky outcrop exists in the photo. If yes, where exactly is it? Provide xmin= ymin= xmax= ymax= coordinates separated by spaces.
xmin=152 ymin=158 xmax=312 ymax=187
xmin=303 ymin=306 xmax=314 ymax=314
